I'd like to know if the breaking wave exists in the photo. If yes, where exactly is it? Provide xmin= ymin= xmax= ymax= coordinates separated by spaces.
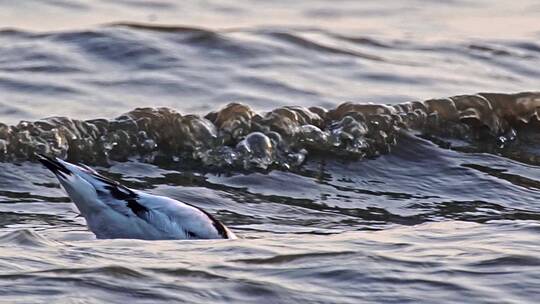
xmin=0 ymin=92 xmax=538 ymax=169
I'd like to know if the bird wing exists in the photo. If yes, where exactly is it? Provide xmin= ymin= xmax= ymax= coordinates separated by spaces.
xmin=40 ymin=155 xmax=233 ymax=239
xmin=132 ymin=192 xmax=232 ymax=239
xmin=66 ymin=162 xmax=230 ymax=239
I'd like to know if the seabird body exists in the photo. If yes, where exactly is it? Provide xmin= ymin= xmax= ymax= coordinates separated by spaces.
xmin=37 ymin=155 xmax=236 ymax=240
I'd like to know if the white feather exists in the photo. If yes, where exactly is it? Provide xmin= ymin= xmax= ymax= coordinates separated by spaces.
xmin=38 ymin=155 xmax=237 ymax=240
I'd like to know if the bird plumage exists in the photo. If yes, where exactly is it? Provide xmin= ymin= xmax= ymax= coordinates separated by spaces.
xmin=37 ymin=154 xmax=236 ymax=240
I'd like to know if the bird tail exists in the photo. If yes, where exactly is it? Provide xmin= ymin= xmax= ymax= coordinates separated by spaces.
xmin=36 ymin=154 xmax=105 ymax=215
xmin=35 ymin=154 xmax=73 ymax=178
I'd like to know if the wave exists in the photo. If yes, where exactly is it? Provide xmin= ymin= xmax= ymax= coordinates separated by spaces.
xmin=0 ymin=229 xmax=58 ymax=247
xmin=0 ymin=92 xmax=538 ymax=169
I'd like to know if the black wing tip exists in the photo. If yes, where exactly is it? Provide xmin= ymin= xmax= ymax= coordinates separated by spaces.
xmin=35 ymin=153 xmax=72 ymax=177
xmin=34 ymin=153 xmax=57 ymax=163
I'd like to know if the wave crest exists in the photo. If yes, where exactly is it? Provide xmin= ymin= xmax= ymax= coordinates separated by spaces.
xmin=0 ymin=92 xmax=538 ymax=169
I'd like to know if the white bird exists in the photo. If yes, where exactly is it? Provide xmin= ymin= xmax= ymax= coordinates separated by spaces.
xmin=37 ymin=154 xmax=237 ymax=240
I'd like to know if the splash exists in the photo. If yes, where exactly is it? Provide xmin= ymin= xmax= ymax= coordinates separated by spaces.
xmin=0 ymin=92 xmax=538 ymax=169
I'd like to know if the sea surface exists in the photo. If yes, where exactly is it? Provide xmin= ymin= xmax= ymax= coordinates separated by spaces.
xmin=1 ymin=1 xmax=540 ymax=303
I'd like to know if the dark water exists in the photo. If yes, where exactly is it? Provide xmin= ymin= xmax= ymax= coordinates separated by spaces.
xmin=1 ymin=1 xmax=540 ymax=303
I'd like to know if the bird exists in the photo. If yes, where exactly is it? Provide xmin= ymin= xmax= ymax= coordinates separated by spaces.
xmin=36 ymin=154 xmax=237 ymax=240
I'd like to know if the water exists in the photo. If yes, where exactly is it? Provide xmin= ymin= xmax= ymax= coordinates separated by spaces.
xmin=1 ymin=1 xmax=540 ymax=303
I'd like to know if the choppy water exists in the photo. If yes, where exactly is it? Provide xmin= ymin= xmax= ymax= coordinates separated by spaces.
xmin=1 ymin=1 xmax=540 ymax=303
